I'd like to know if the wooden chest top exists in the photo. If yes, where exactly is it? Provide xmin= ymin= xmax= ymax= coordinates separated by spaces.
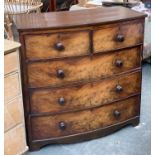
xmin=15 ymin=7 xmax=146 ymax=31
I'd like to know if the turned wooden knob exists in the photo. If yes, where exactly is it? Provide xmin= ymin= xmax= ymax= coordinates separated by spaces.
xmin=115 ymin=59 xmax=123 ymax=67
xmin=115 ymin=85 xmax=123 ymax=92
xmin=58 ymin=97 xmax=65 ymax=105
xmin=116 ymin=34 xmax=125 ymax=42
xmin=59 ymin=122 xmax=66 ymax=130
xmin=54 ymin=42 xmax=65 ymax=51
xmin=57 ymin=69 xmax=65 ymax=79
xmin=113 ymin=110 xmax=121 ymax=118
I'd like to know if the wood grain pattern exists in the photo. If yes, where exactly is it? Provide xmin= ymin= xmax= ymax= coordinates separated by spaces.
xmin=4 ymin=97 xmax=23 ymax=132
xmin=30 ymin=71 xmax=141 ymax=114
xmin=4 ymin=51 xmax=18 ymax=75
xmin=29 ymin=116 xmax=140 ymax=151
xmin=4 ymin=124 xmax=27 ymax=155
xmin=14 ymin=7 xmax=146 ymax=31
xmin=4 ymin=73 xmax=20 ymax=103
xmin=14 ymin=19 xmax=142 ymax=36
xmin=16 ymin=8 xmax=145 ymax=150
xmin=28 ymin=47 xmax=141 ymax=88
xmin=93 ymin=21 xmax=144 ymax=53
xmin=31 ymin=96 xmax=140 ymax=140
xmin=25 ymin=31 xmax=90 ymax=59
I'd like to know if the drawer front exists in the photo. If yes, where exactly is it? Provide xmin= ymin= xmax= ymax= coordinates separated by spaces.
xmin=28 ymin=47 xmax=141 ymax=88
xmin=5 ymin=97 xmax=23 ymax=132
xmin=4 ymin=73 xmax=20 ymax=103
xmin=5 ymin=124 xmax=27 ymax=155
xmin=93 ymin=21 xmax=144 ymax=53
xmin=31 ymin=96 xmax=140 ymax=140
xmin=25 ymin=31 xmax=90 ymax=59
xmin=31 ymin=71 xmax=141 ymax=114
xmin=4 ymin=51 xmax=18 ymax=75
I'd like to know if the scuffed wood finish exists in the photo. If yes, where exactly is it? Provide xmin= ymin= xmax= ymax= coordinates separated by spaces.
xmin=31 ymin=96 xmax=140 ymax=140
xmin=28 ymin=47 xmax=141 ymax=88
xmin=93 ymin=21 xmax=144 ymax=53
xmin=4 ymin=73 xmax=20 ymax=103
xmin=31 ymin=71 xmax=141 ymax=114
xmin=4 ymin=97 xmax=23 ymax=132
xmin=25 ymin=31 xmax=90 ymax=59
xmin=15 ymin=8 xmax=146 ymax=150
xmin=4 ymin=51 xmax=18 ymax=75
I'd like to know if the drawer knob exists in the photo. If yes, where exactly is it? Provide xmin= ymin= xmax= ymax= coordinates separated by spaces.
xmin=113 ymin=110 xmax=121 ymax=118
xmin=57 ymin=69 xmax=65 ymax=79
xmin=115 ymin=85 xmax=123 ymax=92
xmin=59 ymin=122 xmax=66 ymax=130
xmin=54 ymin=42 xmax=65 ymax=51
xmin=115 ymin=60 xmax=123 ymax=67
xmin=58 ymin=97 xmax=65 ymax=105
xmin=116 ymin=34 xmax=124 ymax=42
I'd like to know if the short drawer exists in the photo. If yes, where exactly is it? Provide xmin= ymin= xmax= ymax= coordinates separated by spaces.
xmin=4 ymin=73 xmax=20 ymax=103
xmin=31 ymin=96 xmax=140 ymax=140
xmin=5 ymin=97 xmax=23 ymax=132
xmin=4 ymin=51 xmax=18 ymax=75
xmin=30 ymin=71 xmax=141 ymax=114
xmin=28 ymin=46 xmax=141 ymax=88
xmin=93 ymin=21 xmax=144 ymax=53
xmin=25 ymin=31 xmax=90 ymax=59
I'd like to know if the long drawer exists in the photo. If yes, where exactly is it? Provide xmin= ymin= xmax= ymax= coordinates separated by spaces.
xmin=31 ymin=96 xmax=140 ymax=140
xmin=27 ymin=46 xmax=141 ymax=88
xmin=93 ymin=20 xmax=144 ymax=53
xmin=30 ymin=71 xmax=141 ymax=114
xmin=25 ymin=31 xmax=90 ymax=60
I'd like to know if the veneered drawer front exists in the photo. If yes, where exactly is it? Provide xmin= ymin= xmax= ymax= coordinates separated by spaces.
xmin=4 ymin=51 xmax=18 ymax=75
xmin=93 ymin=21 xmax=144 ymax=53
xmin=25 ymin=31 xmax=90 ymax=59
xmin=4 ymin=97 xmax=23 ymax=132
xmin=4 ymin=73 xmax=20 ymax=103
xmin=28 ymin=47 xmax=141 ymax=88
xmin=31 ymin=96 xmax=140 ymax=140
xmin=31 ymin=71 xmax=141 ymax=114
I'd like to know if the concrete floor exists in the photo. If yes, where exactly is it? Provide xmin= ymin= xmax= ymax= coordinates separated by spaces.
xmin=27 ymin=63 xmax=151 ymax=155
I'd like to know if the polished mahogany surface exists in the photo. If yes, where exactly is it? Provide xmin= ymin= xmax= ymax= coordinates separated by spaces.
xmin=15 ymin=7 xmax=146 ymax=31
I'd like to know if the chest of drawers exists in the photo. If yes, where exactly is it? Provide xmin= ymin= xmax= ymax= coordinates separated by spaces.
xmin=15 ymin=7 xmax=146 ymax=151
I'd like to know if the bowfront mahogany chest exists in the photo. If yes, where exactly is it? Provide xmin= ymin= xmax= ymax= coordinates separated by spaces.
xmin=15 ymin=7 xmax=146 ymax=151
